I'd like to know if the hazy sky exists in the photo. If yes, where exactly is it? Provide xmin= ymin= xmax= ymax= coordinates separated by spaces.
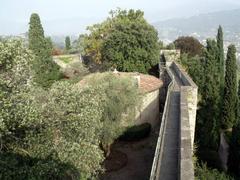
xmin=1 ymin=0 xmax=240 ymax=35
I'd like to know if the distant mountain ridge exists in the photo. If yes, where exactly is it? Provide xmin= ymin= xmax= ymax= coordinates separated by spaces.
xmin=153 ymin=9 xmax=240 ymax=42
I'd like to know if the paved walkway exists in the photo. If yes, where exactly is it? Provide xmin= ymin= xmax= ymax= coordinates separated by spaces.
xmin=158 ymin=66 xmax=183 ymax=180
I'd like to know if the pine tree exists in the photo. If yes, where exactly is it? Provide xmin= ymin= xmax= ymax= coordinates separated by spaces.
xmin=222 ymin=45 xmax=238 ymax=129
xmin=65 ymin=36 xmax=71 ymax=51
xmin=28 ymin=13 xmax=61 ymax=88
xmin=217 ymin=25 xmax=225 ymax=91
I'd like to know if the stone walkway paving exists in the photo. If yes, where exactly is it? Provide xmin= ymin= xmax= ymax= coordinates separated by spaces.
xmin=158 ymin=66 xmax=183 ymax=180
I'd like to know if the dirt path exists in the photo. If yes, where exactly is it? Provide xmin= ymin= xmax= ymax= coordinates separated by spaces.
xmin=102 ymin=129 xmax=159 ymax=180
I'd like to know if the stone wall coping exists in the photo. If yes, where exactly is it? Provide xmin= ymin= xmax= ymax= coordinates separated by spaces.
xmin=179 ymin=87 xmax=195 ymax=180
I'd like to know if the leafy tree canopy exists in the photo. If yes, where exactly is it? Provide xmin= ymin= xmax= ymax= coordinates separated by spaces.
xmin=83 ymin=9 xmax=160 ymax=73
xmin=80 ymin=72 xmax=142 ymax=156
xmin=174 ymin=36 xmax=203 ymax=57
xmin=0 ymin=41 xmax=142 ymax=178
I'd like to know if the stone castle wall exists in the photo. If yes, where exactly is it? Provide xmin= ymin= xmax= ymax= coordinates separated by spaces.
xmin=171 ymin=62 xmax=198 ymax=146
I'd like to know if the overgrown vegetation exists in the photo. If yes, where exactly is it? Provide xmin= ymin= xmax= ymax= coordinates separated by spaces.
xmin=195 ymin=163 xmax=233 ymax=180
xmin=0 ymin=38 xmax=142 ymax=179
xmin=81 ymin=73 xmax=142 ymax=156
xmin=178 ymin=26 xmax=239 ymax=179
xmin=81 ymin=9 xmax=160 ymax=73
xmin=65 ymin=36 xmax=71 ymax=51
xmin=28 ymin=13 xmax=62 ymax=88
xmin=174 ymin=36 xmax=203 ymax=57
xmin=222 ymin=45 xmax=238 ymax=129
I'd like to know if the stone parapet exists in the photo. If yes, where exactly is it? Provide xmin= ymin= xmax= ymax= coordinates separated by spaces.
xmin=179 ymin=86 xmax=195 ymax=180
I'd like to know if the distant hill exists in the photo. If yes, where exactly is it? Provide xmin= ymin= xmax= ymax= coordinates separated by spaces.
xmin=154 ymin=9 xmax=240 ymax=43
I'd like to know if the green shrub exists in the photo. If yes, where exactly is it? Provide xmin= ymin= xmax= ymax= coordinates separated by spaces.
xmin=119 ymin=123 xmax=151 ymax=141
xmin=197 ymin=149 xmax=222 ymax=170
xmin=195 ymin=163 xmax=233 ymax=180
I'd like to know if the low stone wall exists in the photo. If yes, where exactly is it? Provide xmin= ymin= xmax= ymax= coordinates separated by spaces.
xmin=171 ymin=62 xmax=198 ymax=146
xmin=172 ymin=62 xmax=198 ymax=180
xmin=135 ymin=89 xmax=160 ymax=128
xmin=179 ymin=87 xmax=195 ymax=180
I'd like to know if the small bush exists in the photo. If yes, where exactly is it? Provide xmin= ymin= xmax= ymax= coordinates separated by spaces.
xmin=197 ymin=149 xmax=222 ymax=170
xmin=195 ymin=163 xmax=233 ymax=180
xmin=119 ymin=123 xmax=151 ymax=141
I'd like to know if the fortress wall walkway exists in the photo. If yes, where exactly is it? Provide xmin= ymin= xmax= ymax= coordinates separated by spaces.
xmin=150 ymin=59 xmax=198 ymax=180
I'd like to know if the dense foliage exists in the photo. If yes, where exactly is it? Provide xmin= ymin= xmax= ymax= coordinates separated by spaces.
xmin=180 ymin=54 xmax=205 ymax=93
xmin=179 ymin=27 xmax=239 ymax=178
xmin=0 ymin=40 xmax=35 ymax=148
xmin=222 ymin=45 xmax=238 ymax=129
xmin=195 ymin=163 xmax=233 ymax=180
xmin=80 ymin=73 xmax=142 ymax=156
xmin=28 ymin=13 xmax=62 ymax=88
xmin=228 ymin=123 xmax=240 ymax=176
xmin=101 ymin=9 xmax=160 ymax=73
xmin=27 ymin=82 xmax=105 ymax=179
xmin=174 ymin=36 xmax=203 ymax=57
xmin=83 ymin=9 xmax=160 ymax=73
xmin=181 ymin=39 xmax=222 ymax=151
xmin=217 ymin=26 xmax=225 ymax=91
xmin=196 ymin=39 xmax=221 ymax=149
xmin=0 ymin=39 xmax=142 ymax=179
xmin=65 ymin=36 xmax=71 ymax=51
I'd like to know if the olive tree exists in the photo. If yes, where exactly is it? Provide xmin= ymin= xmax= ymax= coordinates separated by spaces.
xmin=0 ymin=40 xmax=37 ymax=148
xmin=0 ymin=40 xmax=104 ymax=179
xmin=83 ymin=73 xmax=142 ymax=156
xmin=26 ymin=81 xmax=105 ymax=179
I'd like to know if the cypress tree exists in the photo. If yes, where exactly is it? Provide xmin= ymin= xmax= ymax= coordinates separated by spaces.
xmin=228 ymin=123 xmax=240 ymax=176
xmin=28 ymin=13 xmax=61 ymax=88
xmin=197 ymin=39 xmax=220 ymax=149
xmin=228 ymin=80 xmax=240 ymax=175
xmin=238 ymin=80 xmax=240 ymax=122
xmin=65 ymin=36 xmax=71 ymax=51
xmin=29 ymin=13 xmax=44 ymax=53
xmin=222 ymin=45 xmax=238 ymax=129
xmin=217 ymin=25 xmax=225 ymax=89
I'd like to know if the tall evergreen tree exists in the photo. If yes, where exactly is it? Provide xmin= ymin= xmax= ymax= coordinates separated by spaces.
xmin=28 ymin=13 xmax=61 ymax=88
xmin=228 ymin=81 xmax=240 ymax=176
xmin=217 ymin=25 xmax=225 ymax=91
xmin=222 ymin=45 xmax=238 ymax=129
xmin=197 ymin=39 xmax=220 ymax=149
xmin=28 ymin=13 xmax=44 ymax=55
xmin=238 ymin=80 xmax=240 ymax=122
xmin=65 ymin=36 xmax=71 ymax=51
xmin=228 ymin=122 xmax=240 ymax=176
